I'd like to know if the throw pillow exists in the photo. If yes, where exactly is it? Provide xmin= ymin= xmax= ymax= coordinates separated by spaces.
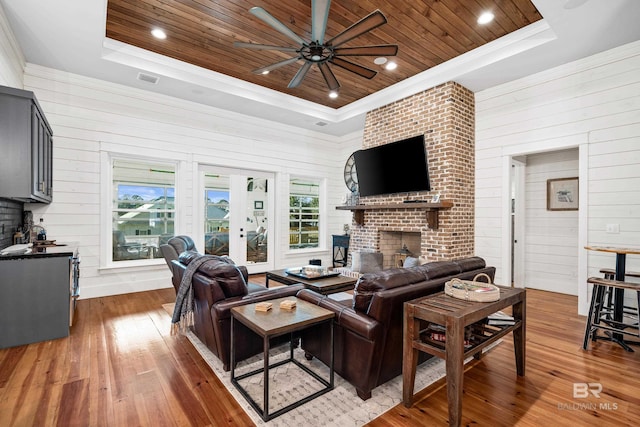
xmin=403 ymin=256 xmax=420 ymax=268
xmin=351 ymin=252 xmax=361 ymax=272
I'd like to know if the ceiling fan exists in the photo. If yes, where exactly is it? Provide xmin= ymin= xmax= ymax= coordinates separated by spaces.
xmin=234 ymin=0 xmax=398 ymax=93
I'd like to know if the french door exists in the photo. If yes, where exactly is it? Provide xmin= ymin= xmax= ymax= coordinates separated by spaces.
xmin=197 ymin=165 xmax=274 ymax=273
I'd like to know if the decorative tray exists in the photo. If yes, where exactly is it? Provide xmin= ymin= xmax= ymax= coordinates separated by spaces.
xmin=285 ymin=266 xmax=341 ymax=280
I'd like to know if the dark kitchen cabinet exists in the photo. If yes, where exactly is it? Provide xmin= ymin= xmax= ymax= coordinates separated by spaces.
xmin=0 ymin=85 xmax=53 ymax=203
xmin=0 ymin=255 xmax=70 ymax=348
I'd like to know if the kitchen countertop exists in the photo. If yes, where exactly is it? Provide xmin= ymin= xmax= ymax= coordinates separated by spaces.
xmin=0 ymin=242 xmax=78 ymax=260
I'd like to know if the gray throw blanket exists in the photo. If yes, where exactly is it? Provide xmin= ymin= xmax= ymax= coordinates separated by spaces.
xmin=171 ymin=254 xmax=238 ymax=335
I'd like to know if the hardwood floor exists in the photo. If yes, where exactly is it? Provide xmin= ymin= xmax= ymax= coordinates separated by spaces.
xmin=1 ymin=278 xmax=639 ymax=426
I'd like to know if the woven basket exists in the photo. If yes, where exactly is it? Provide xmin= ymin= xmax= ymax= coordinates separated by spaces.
xmin=444 ymin=273 xmax=500 ymax=302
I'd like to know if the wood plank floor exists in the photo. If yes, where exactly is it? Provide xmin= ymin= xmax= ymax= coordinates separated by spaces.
xmin=1 ymin=277 xmax=639 ymax=426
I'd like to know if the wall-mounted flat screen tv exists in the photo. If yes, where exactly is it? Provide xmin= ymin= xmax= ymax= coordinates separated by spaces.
xmin=353 ymin=135 xmax=431 ymax=197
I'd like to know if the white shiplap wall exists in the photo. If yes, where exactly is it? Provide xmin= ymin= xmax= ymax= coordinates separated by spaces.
xmin=523 ymin=149 xmax=579 ymax=295
xmin=21 ymin=64 xmax=362 ymax=298
xmin=476 ymin=39 xmax=640 ymax=315
xmin=0 ymin=2 xmax=23 ymax=88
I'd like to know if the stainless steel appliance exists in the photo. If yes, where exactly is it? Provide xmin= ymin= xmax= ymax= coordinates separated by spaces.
xmin=70 ymin=251 xmax=80 ymax=326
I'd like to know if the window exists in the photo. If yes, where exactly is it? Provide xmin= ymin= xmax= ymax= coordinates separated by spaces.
xmin=112 ymin=159 xmax=176 ymax=262
xmin=289 ymin=177 xmax=321 ymax=249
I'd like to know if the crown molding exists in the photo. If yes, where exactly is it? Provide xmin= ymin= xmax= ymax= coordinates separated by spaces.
xmin=101 ymin=19 xmax=554 ymax=126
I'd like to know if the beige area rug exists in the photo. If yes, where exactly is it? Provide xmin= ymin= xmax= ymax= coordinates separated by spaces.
xmin=162 ymin=303 xmax=495 ymax=426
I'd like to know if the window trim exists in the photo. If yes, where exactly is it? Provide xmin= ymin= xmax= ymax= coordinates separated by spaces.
xmin=288 ymin=175 xmax=326 ymax=252
xmin=100 ymin=151 xmax=184 ymax=269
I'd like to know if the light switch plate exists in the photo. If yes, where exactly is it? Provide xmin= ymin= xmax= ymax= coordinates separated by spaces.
xmin=605 ymin=224 xmax=620 ymax=234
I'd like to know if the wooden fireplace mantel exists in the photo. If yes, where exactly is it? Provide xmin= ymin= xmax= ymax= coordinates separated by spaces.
xmin=336 ymin=201 xmax=454 ymax=229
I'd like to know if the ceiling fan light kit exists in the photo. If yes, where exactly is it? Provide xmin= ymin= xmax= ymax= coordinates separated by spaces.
xmin=235 ymin=0 xmax=398 ymax=93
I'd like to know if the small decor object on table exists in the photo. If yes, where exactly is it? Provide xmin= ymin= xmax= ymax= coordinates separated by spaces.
xmin=279 ymin=300 xmax=297 ymax=310
xmin=445 ymin=273 xmax=500 ymax=302
xmin=254 ymin=302 xmax=272 ymax=312
xmin=302 ymin=265 xmax=325 ymax=278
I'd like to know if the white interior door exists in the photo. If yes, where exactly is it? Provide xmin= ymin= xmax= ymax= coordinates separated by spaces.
xmin=197 ymin=166 xmax=274 ymax=273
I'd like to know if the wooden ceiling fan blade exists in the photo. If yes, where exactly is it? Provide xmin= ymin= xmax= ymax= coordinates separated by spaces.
xmin=253 ymin=57 xmax=301 ymax=74
xmin=326 ymin=10 xmax=387 ymax=48
xmin=330 ymin=57 xmax=377 ymax=79
xmin=249 ymin=7 xmax=305 ymax=46
xmin=318 ymin=63 xmax=340 ymax=91
xmin=311 ymin=0 xmax=331 ymax=44
xmin=288 ymin=62 xmax=313 ymax=88
xmin=334 ymin=45 xmax=398 ymax=56
xmin=234 ymin=42 xmax=299 ymax=52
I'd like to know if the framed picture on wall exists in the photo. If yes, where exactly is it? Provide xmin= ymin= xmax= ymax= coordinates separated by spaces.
xmin=254 ymin=200 xmax=264 ymax=209
xmin=547 ymin=177 xmax=578 ymax=211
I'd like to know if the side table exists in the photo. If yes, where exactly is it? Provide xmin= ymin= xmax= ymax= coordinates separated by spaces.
xmin=402 ymin=287 xmax=526 ymax=426
xmin=332 ymin=234 xmax=349 ymax=267
xmin=231 ymin=297 xmax=335 ymax=421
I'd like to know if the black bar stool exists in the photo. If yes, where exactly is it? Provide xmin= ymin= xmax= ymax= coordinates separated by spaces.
xmin=583 ymin=277 xmax=640 ymax=351
xmin=599 ymin=268 xmax=640 ymax=324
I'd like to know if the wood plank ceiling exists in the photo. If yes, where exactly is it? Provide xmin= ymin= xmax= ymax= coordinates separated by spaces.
xmin=106 ymin=0 xmax=542 ymax=108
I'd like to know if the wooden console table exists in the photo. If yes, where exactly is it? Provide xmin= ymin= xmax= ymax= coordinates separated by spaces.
xmin=402 ymin=287 xmax=526 ymax=426
xmin=336 ymin=201 xmax=453 ymax=229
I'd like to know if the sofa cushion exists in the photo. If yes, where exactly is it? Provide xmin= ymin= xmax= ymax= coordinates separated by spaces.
xmin=353 ymin=268 xmax=427 ymax=312
xmin=416 ymin=261 xmax=461 ymax=280
xmin=403 ymin=256 xmax=420 ymax=268
xmin=352 ymin=251 xmax=384 ymax=273
xmin=454 ymin=256 xmax=486 ymax=272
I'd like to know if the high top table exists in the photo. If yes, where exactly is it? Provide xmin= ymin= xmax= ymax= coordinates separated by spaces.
xmin=584 ymin=245 xmax=640 ymax=351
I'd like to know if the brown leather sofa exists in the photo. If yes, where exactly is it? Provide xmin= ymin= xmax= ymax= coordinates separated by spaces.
xmin=172 ymin=251 xmax=304 ymax=371
xmin=297 ymin=256 xmax=495 ymax=400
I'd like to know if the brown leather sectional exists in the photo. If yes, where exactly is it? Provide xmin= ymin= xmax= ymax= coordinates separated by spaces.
xmin=172 ymin=251 xmax=304 ymax=371
xmin=297 ymin=257 xmax=496 ymax=400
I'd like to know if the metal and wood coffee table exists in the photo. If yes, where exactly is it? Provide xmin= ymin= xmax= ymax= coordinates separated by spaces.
xmin=265 ymin=268 xmax=357 ymax=295
xmin=230 ymin=297 xmax=335 ymax=421
xmin=402 ymin=286 xmax=526 ymax=427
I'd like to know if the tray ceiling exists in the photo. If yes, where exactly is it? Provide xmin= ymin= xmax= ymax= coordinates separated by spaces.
xmin=105 ymin=0 xmax=542 ymax=108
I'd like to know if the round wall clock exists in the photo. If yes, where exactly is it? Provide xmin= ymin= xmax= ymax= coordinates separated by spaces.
xmin=344 ymin=154 xmax=358 ymax=193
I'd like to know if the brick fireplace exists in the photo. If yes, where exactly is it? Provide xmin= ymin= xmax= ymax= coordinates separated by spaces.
xmin=347 ymin=81 xmax=475 ymax=265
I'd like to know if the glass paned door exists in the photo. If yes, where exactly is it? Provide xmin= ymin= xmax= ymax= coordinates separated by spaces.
xmin=200 ymin=168 xmax=273 ymax=273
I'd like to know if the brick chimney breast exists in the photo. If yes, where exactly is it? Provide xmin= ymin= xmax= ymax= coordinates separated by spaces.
xmin=350 ymin=82 xmax=475 ymax=264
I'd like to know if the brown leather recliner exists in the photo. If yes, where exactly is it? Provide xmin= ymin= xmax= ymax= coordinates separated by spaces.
xmin=160 ymin=235 xmax=198 ymax=293
xmin=173 ymin=251 xmax=304 ymax=371
xmin=297 ymin=257 xmax=496 ymax=400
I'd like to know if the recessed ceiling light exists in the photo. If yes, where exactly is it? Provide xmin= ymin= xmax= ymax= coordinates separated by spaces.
xmin=374 ymin=57 xmax=387 ymax=65
xmin=385 ymin=61 xmax=397 ymax=71
xmin=477 ymin=11 xmax=494 ymax=25
xmin=151 ymin=28 xmax=167 ymax=39
xmin=328 ymin=91 xmax=338 ymax=99
xmin=261 ymin=70 xmax=269 ymax=75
